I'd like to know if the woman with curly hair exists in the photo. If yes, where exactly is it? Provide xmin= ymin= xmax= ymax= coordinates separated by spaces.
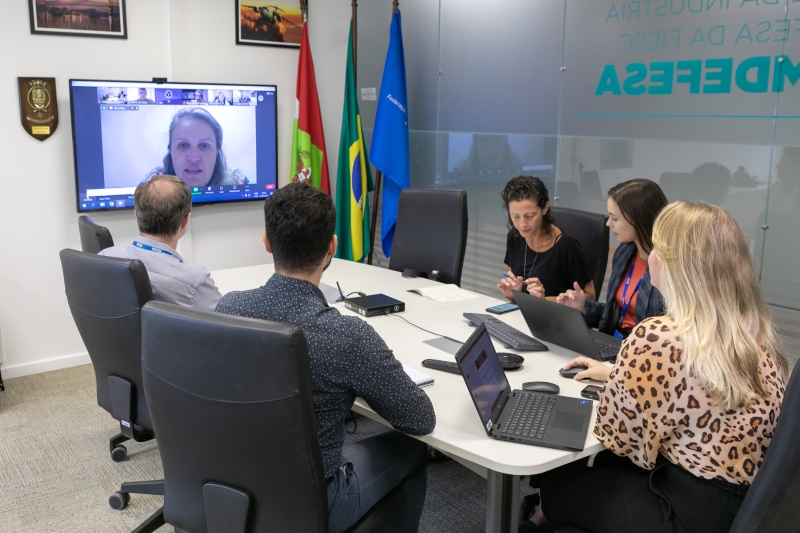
xmin=498 ymin=176 xmax=594 ymax=301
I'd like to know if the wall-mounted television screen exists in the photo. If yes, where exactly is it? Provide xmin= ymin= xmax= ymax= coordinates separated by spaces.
xmin=69 ymin=79 xmax=278 ymax=213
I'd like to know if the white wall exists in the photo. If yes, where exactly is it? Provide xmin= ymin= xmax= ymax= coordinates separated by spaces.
xmin=0 ymin=0 xmax=351 ymax=379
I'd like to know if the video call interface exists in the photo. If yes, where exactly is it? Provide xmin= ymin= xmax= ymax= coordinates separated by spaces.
xmin=458 ymin=329 xmax=508 ymax=425
xmin=70 ymin=80 xmax=278 ymax=213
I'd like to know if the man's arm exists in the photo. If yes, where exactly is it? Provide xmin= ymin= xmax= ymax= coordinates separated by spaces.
xmin=193 ymin=269 xmax=223 ymax=312
xmin=347 ymin=319 xmax=436 ymax=435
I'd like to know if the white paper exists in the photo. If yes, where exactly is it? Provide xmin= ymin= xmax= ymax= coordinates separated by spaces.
xmin=408 ymin=284 xmax=480 ymax=304
xmin=403 ymin=365 xmax=435 ymax=387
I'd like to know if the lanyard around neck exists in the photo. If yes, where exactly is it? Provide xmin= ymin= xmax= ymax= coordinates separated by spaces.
xmin=133 ymin=241 xmax=183 ymax=263
xmin=618 ymin=259 xmax=643 ymax=328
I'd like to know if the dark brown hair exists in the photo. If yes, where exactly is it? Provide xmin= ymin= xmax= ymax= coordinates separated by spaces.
xmin=264 ymin=183 xmax=336 ymax=275
xmin=608 ymin=179 xmax=668 ymax=255
xmin=501 ymin=176 xmax=555 ymax=237
xmin=134 ymin=174 xmax=192 ymax=237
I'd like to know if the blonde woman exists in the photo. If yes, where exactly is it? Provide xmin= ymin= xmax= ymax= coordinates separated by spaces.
xmin=525 ymin=202 xmax=787 ymax=533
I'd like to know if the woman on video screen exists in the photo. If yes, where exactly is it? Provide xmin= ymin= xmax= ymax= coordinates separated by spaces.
xmin=145 ymin=108 xmax=248 ymax=187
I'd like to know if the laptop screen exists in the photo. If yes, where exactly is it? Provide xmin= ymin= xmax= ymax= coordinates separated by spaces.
xmin=456 ymin=325 xmax=509 ymax=427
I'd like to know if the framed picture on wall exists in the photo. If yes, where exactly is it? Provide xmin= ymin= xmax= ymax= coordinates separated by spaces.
xmin=28 ymin=0 xmax=127 ymax=39
xmin=236 ymin=1 xmax=303 ymax=48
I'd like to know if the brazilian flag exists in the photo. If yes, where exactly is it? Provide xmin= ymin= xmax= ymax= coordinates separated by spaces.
xmin=335 ymin=22 xmax=374 ymax=262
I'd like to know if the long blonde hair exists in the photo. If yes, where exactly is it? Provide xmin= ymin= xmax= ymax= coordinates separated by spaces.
xmin=652 ymin=202 xmax=787 ymax=409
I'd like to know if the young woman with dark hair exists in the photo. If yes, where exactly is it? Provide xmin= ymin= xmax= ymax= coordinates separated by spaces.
xmin=498 ymin=176 xmax=594 ymax=301
xmin=557 ymin=178 xmax=668 ymax=339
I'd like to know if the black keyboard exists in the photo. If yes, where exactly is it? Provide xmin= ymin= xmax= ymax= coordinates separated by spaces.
xmin=422 ymin=359 xmax=461 ymax=375
xmin=595 ymin=341 xmax=620 ymax=360
xmin=498 ymin=392 xmax=556 ymax=440
xmin=463 ymin=313 xmax=548 ymax=351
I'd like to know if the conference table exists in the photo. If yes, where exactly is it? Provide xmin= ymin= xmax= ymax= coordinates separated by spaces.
xmin=211 ymin=259 xmax=607 ymax=533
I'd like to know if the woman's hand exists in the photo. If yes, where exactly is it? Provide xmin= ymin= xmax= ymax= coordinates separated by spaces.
xmin=525 ymin=277 xmax=545 ymax=298
xmin=564 ymin=356 xmax=611 ymax=382
xmin=557 ymin=281 xmax=586 ymax=312
xmin=497 ymin=270 xmax=523 ymax=301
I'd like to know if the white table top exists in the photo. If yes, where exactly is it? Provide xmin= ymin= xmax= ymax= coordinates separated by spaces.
xmin=211 ymin=259 xmax=607 ymax=476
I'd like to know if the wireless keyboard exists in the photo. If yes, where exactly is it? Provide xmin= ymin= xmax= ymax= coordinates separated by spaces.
xmin=463 ymin=313 xmax=548 ymax=351
xmin=422 ymin=359 xmax=462 ymax=375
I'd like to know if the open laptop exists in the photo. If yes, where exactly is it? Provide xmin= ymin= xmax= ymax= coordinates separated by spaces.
xmin=512 ymin=290 xmax=622 ymax=361
xmin=455 ymin=323 xmax=592 ymax=451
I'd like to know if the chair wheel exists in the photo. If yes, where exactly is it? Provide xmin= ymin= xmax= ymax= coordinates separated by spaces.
xmin=108 ymin=491 xmax=130 ymax=510
xmin=111 ymin=444 xmax=128 ymax=462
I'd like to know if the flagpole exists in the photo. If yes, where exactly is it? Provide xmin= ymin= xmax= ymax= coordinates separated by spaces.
xmin=368 ymin=0 xmax=398 ymax=265
xmin=300 ymin=0 xmax=307 ymax=22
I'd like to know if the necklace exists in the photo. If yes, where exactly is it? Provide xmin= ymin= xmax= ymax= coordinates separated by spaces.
xmin=523 ymin=240 xmax=540 ymax=280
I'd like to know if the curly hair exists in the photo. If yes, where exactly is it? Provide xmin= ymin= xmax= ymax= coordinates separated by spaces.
xmin=501 ymin=176 xmax=556 ymax=237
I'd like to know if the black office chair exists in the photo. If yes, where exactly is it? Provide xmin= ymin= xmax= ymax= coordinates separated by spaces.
xmin=135 ymin=301 xmax=407 ymax=533
xmin=78 ymin=215 xmax=114 ymax=253
xmin=59 ymin=249 xmax=157 ymax=463
xmin=388 ymin=189 xmax=468 ymax=286
xmin=555 ymin=366 xmax=800 ymax=533
xmin=550 ymin=207 xmax=610 ymax=295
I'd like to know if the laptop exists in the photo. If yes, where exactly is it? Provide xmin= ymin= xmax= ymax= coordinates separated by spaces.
xmin=512 ymin=290 xmax=622 ymax=361
xmin=454 ymin=323 xmax=592 ymax=451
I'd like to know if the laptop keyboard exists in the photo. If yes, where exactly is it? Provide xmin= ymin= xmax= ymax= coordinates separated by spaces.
xmin=499 ymin=392 xmax=557 ymax=440
xmin=595 ymin=341 xmax=620 ymax=359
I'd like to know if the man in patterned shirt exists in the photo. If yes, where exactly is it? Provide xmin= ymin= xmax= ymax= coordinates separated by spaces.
xmin=99 ymin=174 xmax=222 ymax=311
xmin=216 ymin=183 xmax=436 ymax=533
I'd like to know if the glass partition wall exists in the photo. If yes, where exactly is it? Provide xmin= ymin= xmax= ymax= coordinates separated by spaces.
xmin=356 ymin=0 xmax=800 ymax=314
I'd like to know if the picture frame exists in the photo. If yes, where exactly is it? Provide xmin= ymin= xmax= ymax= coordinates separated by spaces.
xmin=29 ymin=0 xmax=127 ymax=39
xmin=236 ymin=1 xmax=303 ymax=48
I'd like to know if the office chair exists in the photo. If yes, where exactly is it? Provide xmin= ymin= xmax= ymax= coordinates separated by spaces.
xmin=388 ymin=189 xmax=468 ymax=286
xmin=555 ymin=365 xmax=800 ymax=533
xmin=133 ymin=301 xmax=407 ymax=533
xmin=59 ymin=249 xmax=156 ymax=463
xmin=550 ymin=207 xmax=610 ymax=295
xmin=78 ymin=215 xmax=115 ymax=253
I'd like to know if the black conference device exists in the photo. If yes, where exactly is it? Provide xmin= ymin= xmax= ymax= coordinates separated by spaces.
xmin=344 ymin=294 xmax=405 ymax=317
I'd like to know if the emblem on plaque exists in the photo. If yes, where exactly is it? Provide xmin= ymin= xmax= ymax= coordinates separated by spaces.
xmin=18 ymin=77 xmax=58 ymax=141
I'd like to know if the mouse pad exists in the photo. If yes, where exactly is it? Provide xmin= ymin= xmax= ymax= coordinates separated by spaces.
xmin=423 ymin=337 xmax=463 ymax=355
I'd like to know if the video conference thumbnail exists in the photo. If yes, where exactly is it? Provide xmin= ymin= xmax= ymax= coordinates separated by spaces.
xmin=96 ymin=86 xmax=258 ymax=106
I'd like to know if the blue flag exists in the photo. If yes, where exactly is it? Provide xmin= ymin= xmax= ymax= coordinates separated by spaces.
xmin=369 ymin=9 xmax=409 ymax=258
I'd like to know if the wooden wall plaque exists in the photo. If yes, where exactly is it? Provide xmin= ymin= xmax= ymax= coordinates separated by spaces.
xmin=18 ymin=77 xmax=58 ymax=141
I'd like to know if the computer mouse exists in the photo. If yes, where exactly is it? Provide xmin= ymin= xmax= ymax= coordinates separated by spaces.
xmin=522 ymin=381 xmax=560 ymax=394
xmin=559 ymin=365 xmax=588 ymax=379
xmin=496 ymin=352 xmax=524 ymax=370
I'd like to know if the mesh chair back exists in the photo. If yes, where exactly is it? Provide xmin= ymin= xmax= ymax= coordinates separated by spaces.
xmin=388 ymin=189 xmax=468 ymax=286
xmin=141 ymin=302 xmax=327 ymax=533
xmin=78 ymin=215 xmax=115 ymax=253
xmin=59 ymin=249 xmax=153 ymax=429
xmin=550 ymin=207 xmax=610 ymax=295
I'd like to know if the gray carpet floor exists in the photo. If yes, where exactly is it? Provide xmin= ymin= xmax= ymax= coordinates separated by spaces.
xmin=0 ymin=364 xmax=533 ymax=533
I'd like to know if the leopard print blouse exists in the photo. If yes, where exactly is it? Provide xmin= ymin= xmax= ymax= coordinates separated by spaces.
xmin=595 ymin=316 xmax=785 ymax=485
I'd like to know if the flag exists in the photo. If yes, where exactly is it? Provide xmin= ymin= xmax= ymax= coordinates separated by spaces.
xmin=334 ymin=22 xmax=374 ymax=262
xmin=370 ymin=9 xmax=409 ymax=258
xmin=290 ymin=22 xmax=330 ymax=193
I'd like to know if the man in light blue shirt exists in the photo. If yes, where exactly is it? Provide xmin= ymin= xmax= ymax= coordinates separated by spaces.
xmin=99 ymin=174 xmax=222 ymax=311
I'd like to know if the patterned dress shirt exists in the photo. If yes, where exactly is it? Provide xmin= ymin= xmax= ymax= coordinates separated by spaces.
xmin=215 ymin=273 xmax=436 ymax=479
xmin=99 ymin=236 xmax=222 ymax=311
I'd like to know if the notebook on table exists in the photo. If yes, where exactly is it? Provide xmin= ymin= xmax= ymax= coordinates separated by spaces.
xmin=403 ymin=365 xmax=434 ymax=388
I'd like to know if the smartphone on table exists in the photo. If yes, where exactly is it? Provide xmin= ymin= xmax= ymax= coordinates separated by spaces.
xmin=581 ymin=385 xmax=602 ymax=401
xmin=486 ymin=303 xmax=519 ymax=314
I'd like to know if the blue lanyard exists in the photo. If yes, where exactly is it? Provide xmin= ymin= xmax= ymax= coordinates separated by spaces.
xmin=618 ymin=259 xmax=643 ymax=328
xmin=133 ymin=241 xmax=183 ymax=263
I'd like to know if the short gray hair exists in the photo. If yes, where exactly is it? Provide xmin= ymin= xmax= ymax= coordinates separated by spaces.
xmin=134 ymin=175 xmax=192 ymax=237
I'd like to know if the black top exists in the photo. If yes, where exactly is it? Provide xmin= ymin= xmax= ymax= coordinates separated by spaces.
xmin=215 ymin=274 xmax=436 ymax=479
xmin=504 ymin=230 xmax=592 ymax=297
